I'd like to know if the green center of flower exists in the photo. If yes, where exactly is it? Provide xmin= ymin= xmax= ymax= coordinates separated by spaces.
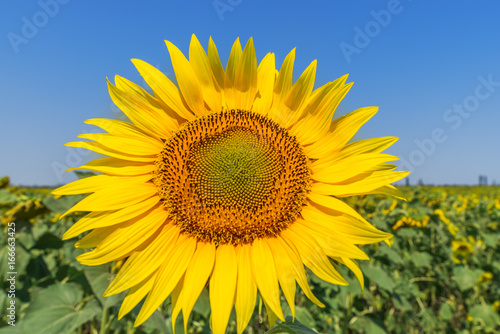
xmin=153 ymin=110 xmax=310 ymax=245
xmin=189 ymin=127 xmax=280 ymax=208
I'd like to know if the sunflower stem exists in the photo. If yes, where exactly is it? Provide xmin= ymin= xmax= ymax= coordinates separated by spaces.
xmin=100 ymin=307 xmax=108 ymax=334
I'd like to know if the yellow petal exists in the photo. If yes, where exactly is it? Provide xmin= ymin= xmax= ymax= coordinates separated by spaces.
xmin=114 ymin=75 xmax=180 ymax=132
xmin=306 ymin=106 xmax=379 ymax=158
xmin=66 ymin=157 xmax=156 ymax=176
xmin=103 ymin=224 xmax=179 ymax=295
xmin=63 ymin=195 xmax=159 ymax=239
xmin=282 ymin=226 xmax=347 ymax=286
xmin=207 ymin=37 xmax=225 ymax=90
xmin=235 ymin=245 xmax=257 ymax=334
xmin=301 ymin=205 xmax=392 ymax=245
xmin=74 ymin=225 xmax=115 ymax=249
xmin=266 ymin=238 xmax=296 ymax=318
xmin=118 ymin=271 xmax=158 ymax=319
xmin=337 ymin=257 xmax=364 ymax=292
xmin=107 ymin=79 xmax=175 ymax=139
xmin=252 ymin=53 xmax=276 ymax=115
xmin=60 ymin=181 xmax=157 ymax=218
xmin=181 ymin=242 xmax=216 ymax=331
xmin=210 ymin=244 xmax=238 ymax=334
xmin=307 ymin=192 xmax=371 ymax=225
xmin=84 ymin=118 xmax=154 ymax=139
xmin=53 ymin=174 xmax=149 ymax=196
xmin=165 ymin=40 xmax=206 ymax=115
xmin=280 ymin=59 xmax=317 ymax=128
xmin=77 ymin=133 xmax=162 ymax=156
xmin=311 ymin=170 xmax=410 ymax=196
xmin=65 ymin=141 xmax=156 ymax=162
xmin=189 ymin=34 xmax=222 ymax=113
xmin=131 ymin=58 xmax=194 ymax=121
xmin=250 ymin=239 xmax=284 ymax=321
xmin=224 ymin=38 xmax=243 ymax=108
xmin=312 ymin=136 xmax=398 ymax=171
xmin=291 ymin=82 xmax=352 ymax=145
xmin=135 ymin=235 xmax=197 ymax=326
xmin=311 ymin=153 xmax=399 ymax=183
xmin=269 ymin=237 xmax=324 ymax=308
xmin=366 ymin=184 xmax=407 ymax=200
xmin=294 ymin=220 xmax=369 ymax=260
xmin=268 ymin=48 xmax=295 ymax=121
xmin=76 ymin=205 xmax=168 ymax=265
xmin=234 ymin=37 xmax=258 ymax=110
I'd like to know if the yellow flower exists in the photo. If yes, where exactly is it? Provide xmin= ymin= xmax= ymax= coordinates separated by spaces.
xmin=477 ymin=272 xmax=493 ymax=285
xmin=492 ymin=301 xmax=500 ymax=312
xmin=53 ymin=35 xmax=408 ymax=333
xmin=451 ymin=239 xmax=474 ymax=263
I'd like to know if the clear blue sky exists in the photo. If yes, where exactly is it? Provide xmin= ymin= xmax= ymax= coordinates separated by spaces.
xmin=1 ymin=1 xmax=499 ymax=186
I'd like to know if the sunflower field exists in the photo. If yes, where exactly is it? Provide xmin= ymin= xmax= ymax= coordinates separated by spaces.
xmin=1 ymin=173 xmax=499 ymax=334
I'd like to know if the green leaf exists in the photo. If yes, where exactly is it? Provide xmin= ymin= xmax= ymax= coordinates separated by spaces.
xmin=361 ymin=264 xmax=395 ymax=292
xmin=142 ymin=310 xmax=171 ymax=334
xmin=17 ymin=283 xmax=101 ymax=334
xmin=411 ymin=251 xmax=432 ymax=267
xmin=265 ymin=316 xmax=318 ymax=334
xmin=350 ymin=316 xmax=388 ymax=334
xmin=439 ymin=302 xmax=453 ymax=321
xmin=192 ymin=288 xmax=211 ymax=318
xmin=42 ymin=195 xmax=83 ymax=214
xmin=453 ymin=266 xmax=483 ymax=291
xmin=0 ymin=189 xmax=17 ymax=204
xmin=32 ymin=232 xmax=64 ymax=250
xmin=83 ymin=264 xmax=125 ymax=309
xmin=378 ymin=246 xmax=403 ymax=264
xmin=469 ymin=304 xmax=500 ymax=331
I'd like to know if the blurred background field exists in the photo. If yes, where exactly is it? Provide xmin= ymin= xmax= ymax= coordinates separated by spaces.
xmin=1 ymin=174 xmax=499 ymax=334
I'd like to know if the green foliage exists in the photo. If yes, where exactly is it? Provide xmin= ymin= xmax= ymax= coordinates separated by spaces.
xmin=1 ymin=185 xmax=499 ymax=333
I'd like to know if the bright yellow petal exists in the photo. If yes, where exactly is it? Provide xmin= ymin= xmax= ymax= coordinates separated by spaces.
xmin=66 ymin=157 xmax=156 ymax=176
xmin=280 ymin=59 xmax=317 ymax=128
xmin=181 ymin=242 xmax=216 ymax=331
xmin=118 ymin=271 xmax=158 ymax=319
xmin=53 ymin=174 xmax=150 ymax=196
xmin=224 ymin=37 xmax=243 ymax=108
xmin=165 ymin=40 xmax=206 ymax=115
xmin=131 ymin=58 xmax=195 ymax=121
xmin=135 ymin=235 xmax=197 ymax=327
xmin=311 ymin=170 xmax=410 ymax=196
xmin=300 ymin=205 xmax=392 ymax=245
xmin=64 ymin=141 xmax=156 ymax=162
xmin=250 ymin=239 xmax=284 ymax=321
xmin=311 ymin=153 xmax=399 ymax=183
xmin=294 ymin=220 xmax=369 ymax=260
xmin=305 ymin=106 xmax=379 ymax=158
xmin=235 ymin=245 xmax=257 ymax=334
xmin=234 ymin=37 xmax=258 ymax=110
xmin=77 ymin=133 xmax=162 ymax=156
xmin=76 ymin=205 xmax=169 ymax=265
xmin=270 ymin=237 xmax=325 ymax=308
xmin=63 ymin=195 xmax=159 ymax=240
xmin=268 ymin=48 xmax=295 ymax=121
xmin=103 ymin=224 xmax=179 ymax=295
xmin=207 ymin=37 xmax=225 ymax=90
xmin=252 ymin=52 xmax=276 ymax=115
xmin=210 ymin=244 xmax=238 ymax=334
xmin=107 ymin=78 xmax=176 ymax=139
xmin=60 ymin=181 xmax=157 ymax=218
xmin=282 ymin=226 xmax=347 ymax=286
xmin=189 ymin=34 xmax=222 ymax=113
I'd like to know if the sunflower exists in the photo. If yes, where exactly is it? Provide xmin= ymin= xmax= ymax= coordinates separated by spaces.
xmin=54 ymin=35 xmax=408 ymax=333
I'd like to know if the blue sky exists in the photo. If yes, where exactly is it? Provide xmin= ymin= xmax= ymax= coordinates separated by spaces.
xmin=1 ymin=1 xmax=499 ymax=186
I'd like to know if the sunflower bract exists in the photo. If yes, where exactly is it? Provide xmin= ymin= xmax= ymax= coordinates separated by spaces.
xmin=54 ymin=34 xmax=409 ymax=333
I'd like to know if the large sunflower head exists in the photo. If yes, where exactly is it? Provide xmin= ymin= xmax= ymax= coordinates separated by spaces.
xmin=54 ymin=34 xmax=409 ymax=333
